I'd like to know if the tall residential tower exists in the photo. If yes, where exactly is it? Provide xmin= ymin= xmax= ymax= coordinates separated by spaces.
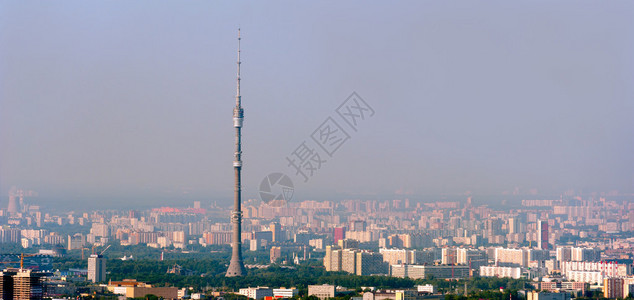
xmin=226 ymin=29 xmax=246 ymax=277
xmin=88 ymin=254 xmax=106 ymax=283
xmin=537 ymin=220 xmax=549 ymax=250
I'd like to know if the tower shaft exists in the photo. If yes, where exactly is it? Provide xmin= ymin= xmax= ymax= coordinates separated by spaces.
xmin=226 ymin=29 xmax=246 ymax=277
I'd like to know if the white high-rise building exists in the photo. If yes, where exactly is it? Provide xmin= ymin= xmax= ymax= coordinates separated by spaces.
xmin=537 ymin=220 xmax=549 ymax=250
xmin=88 ymin=254 xmax=106 ymax=283
xmin=557 ymin=247 xmax=600 ymax=263
xmin=508 ymin=217 xmax=521 ymax=234
xmin=441 ymin=248 xmax=457 ymax=265
xmin=494 ymin=248 xmax=529 ymax=267
xmin=571 ymin=247 xmax=601 ymax=262
xmin=456 ymin=248 xmax=487 ymax=266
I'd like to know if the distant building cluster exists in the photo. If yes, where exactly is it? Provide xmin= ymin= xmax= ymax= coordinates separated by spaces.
xmin=3 ymin=189 xmax=634 ymax=298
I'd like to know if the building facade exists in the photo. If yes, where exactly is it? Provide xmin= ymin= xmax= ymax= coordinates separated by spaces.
xmin=239 ymin=287 xmax=274 ymax=300
xmin=479 ymin=266 xmax=522 ymax=279
xmin=603 ymin=278 xmax=624 ymax=299
xmin=537 ymin=220 xmax=549 ymax=250
xmin=308 ymin=284 xmax=335 ymax=300
xmin=391 ymin=265 xmax=469 ymax=279
xmin=87 ymin=254 xmax=106 ymax=283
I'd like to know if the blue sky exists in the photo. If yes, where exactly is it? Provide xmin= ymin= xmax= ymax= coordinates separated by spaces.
xmin=1 ymin=1 xmax=633 ymax=208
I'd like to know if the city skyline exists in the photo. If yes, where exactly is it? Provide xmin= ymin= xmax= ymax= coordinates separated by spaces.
xmin=1 ymin=1 xmax=633 ymax=208
xmin=2 ymin=159 xmax=634 ymax=295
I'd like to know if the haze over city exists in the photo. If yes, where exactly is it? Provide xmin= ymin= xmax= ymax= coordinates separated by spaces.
xmin=5 ymin=3 xmax=634 ymax=300
xmin=1 ymin=1 xmax=633 ymax=210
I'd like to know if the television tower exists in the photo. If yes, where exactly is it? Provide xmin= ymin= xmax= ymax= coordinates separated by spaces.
xmin=226 ymin=29 xmax=246 ymax=277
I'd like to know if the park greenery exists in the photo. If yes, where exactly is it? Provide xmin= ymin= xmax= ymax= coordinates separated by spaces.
xmin=0 ymin=243 xmax=533 ymax=296
xmin=12 ymin=246 xmax=629 ymax=299
xmin=51 ymin=252 xmax=529 ymax=295
xmin=4 ymin=243 xmax=598 ymax=298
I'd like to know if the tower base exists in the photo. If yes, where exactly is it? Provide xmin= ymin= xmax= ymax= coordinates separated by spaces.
xmin=226 ymin=259 xmax=246 ymax=277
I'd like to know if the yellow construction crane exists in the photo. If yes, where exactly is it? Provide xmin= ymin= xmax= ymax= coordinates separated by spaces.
xmin=99 ymin=244 xmax=111 ymax=255
xmin=19 ymin=253 xmax=38 ymax=269
xmin=1 ymin=253 xmax=40 ymax=270
xmin=83 ymin=244 xmax=111 ymax=260
xmin=81 ymin=245 xmax=97 ymax=259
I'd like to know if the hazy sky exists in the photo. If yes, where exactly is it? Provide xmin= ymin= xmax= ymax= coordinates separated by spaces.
xmin=1 ymin=1 xmax=633 ymax=208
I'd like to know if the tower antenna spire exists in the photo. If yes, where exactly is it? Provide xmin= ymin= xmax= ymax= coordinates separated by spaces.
xmin=226 ymin=28 xmax=246 ymax=277
xmin=236 ymin=28 xmax=241 ymax=106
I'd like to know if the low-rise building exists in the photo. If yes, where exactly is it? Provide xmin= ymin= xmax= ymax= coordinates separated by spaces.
xmin=273 ymin=288 xmax=298 ymax=298
xmin=526 ymin=291 xmax=571 ymax=300
xmin=539 ymin=281 xmax=587 ymax=294
xmin=566 ymin=270 xmax=603 ymax=284
xmin=308 ymin=284 xmax=335 ymax=300
xmin=239 ymin=287 xmax=273 ymax=300
xmin=107 ymin=279 xmax=178 ymax=299
xmin=362 ymin=289 xmax=422 ymax=300
xmin=480 ymin=266 xmax=522 ymax=279
xmin=416 ymin=284 xmax=436 ymax=293
xmin=391 ymin=265 xmax=469 ymax=279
